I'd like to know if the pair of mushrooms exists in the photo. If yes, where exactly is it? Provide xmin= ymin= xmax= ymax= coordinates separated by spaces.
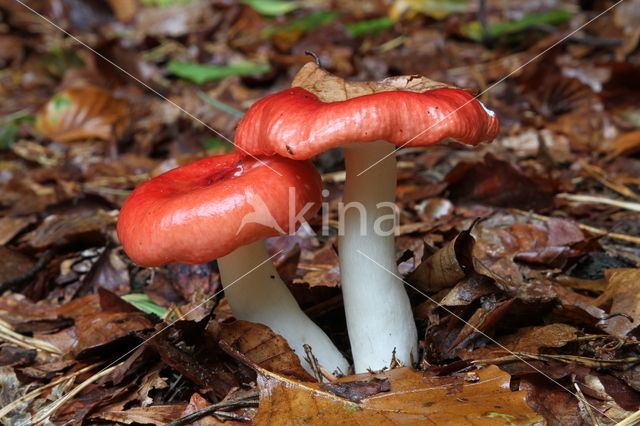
xmin=117 ymin=63 xmax=499 ymax=375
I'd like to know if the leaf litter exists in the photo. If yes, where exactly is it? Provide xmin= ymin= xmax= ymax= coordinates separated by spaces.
xmin=1 ymin=0 xmax=640 ymax=425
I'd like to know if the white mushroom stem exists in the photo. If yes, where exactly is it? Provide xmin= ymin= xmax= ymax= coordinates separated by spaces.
xmin=339 ymin=141 xmax=418 ymax=373
xmin=217 ymin=239 xmax=349 ymax=376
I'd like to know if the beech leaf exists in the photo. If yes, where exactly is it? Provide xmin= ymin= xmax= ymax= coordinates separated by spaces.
xmin=36 ymin=86 xmax=130 ymax=142
xmin=255 ymin=366 xmax=542 ymax=425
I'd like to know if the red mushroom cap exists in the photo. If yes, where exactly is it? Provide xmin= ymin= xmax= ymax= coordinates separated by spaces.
xmin=117 ymin=153 xmax=322 ymax=266
xmin=234 ymin=87 xmax=499 ymax=159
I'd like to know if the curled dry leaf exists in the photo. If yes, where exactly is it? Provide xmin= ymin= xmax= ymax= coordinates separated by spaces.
xmin=595 ymin=269 xmax=640 ymax=337
xmin=27 ymin=209 xmax=117 ymax=248
xmin=408 ymin=230 xmax=474 ymax=293
xmin=36 ymin=86 xmax=130 ymax=142
xmin=211 ymin=320 xmax=315 ymax=382
xmin=292 ymin=62 xmax=454 ymax=102
xmin=255 ymin=365 xmax=542 ymax=425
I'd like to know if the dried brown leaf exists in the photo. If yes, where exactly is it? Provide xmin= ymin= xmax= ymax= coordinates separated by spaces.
xmin=408 ymin=231 xmax=474 ymax=293
xmin=36 ymin=86 xmax=129 ymax=142
xmin=0 ymin=216 xmax=35 ymax=245
xmin=292 ymin=62 xmax=453 ymax=102
xmin=445 ymin=154 xmax=555 ymax=210
xmin=90 ymin=405 xmax=186 ymax=425
xmin=255 ymin=366 xmax=542 ymax=425
xmin=212 ymin=320 xmax=315 ymax=381
xmin=27 ymin=210 xmax=117 ymax=248
xmin=595 ymin=269 xmax=640 ymax=337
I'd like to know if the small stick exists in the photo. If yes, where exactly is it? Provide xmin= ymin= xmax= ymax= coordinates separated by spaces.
xmin=0 ymin=362 xmax=101 ymax=419
xmin=303 ymin=344 xmax=323 ymax=382
xmin=616 ymin=410 xmax=640 ymax=426
xmin=0 ymin=318 xmax=62 ymax=355
xmin=511 ymin=209 xmax=640 ymax=245
xmin=32 ymin=362 xmax=124 ymax=424
xmin=556 ymin=193 xmax=640 ymax=213
xmin=573 ymin=377 xmax=601 ymax=426
xmin=389 ymin=347 xmax=402 ymax=369
xmin=304 ymin=50 xmax=322 ymax=67
xmin=165 ymin=392 xmax=259 ymax=426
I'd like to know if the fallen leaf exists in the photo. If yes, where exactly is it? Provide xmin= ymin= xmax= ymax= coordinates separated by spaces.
xmin=73 ymin=311 xmax=153 ymax=356
xmin=408 ymin=230 xmax=474 ymax=293
xmin=36 ymin=86 xmax=130 ymax=142
xmin=90 ymin=405 xmax=186 ymax=426
xmin=254 ymin=366 xmax=541 ymax=425
xmin=445 ymin=154 xmax=555 ymax=210
xmin=27 ymin=210 xmax=117 ymax=248
xmin=292 ymin=62 xmax=454 ymax=102
xmin=0 ymin=215 xmax=35 ymax=245
xmin=212 ymin=320 xmax=315 ymax=381
xmin=0 ymin=247 xmax=34 ymax=284
xmin=595 ymin=269 xmax=640 ymax=336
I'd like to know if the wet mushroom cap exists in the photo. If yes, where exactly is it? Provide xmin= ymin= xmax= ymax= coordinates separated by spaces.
xmin=234 ymin=87 xmax=500 ymax=159
xmin=117 ymin=153 xmax=322 ymax=266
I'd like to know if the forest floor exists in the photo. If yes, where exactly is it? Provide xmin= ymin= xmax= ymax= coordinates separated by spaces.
xmin=1 ymin=0 xmax=640 ymax=425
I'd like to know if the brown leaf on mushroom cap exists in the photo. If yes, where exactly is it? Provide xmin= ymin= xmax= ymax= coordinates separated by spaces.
xmin=292 ymin=62 xmax=454 ymax=102
xmin=36 ymin=86 xmax=130 ymax=142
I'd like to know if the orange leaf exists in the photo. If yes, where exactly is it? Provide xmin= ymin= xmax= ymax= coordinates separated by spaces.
xmin=36 ymin=86 xmax=130 ymax=142
xmin=255 ymin=366 xmax=543 ymax=425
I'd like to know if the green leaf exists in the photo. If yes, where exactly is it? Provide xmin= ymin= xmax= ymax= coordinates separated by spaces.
xmin=168 ymin=61 xmax=271 ymax=84
xmin=462 ymin=9 xmax=572 ymax=41
xmin=263 ymin=10 xmax=341 ymax=37
xmin=0 ymin=124 xmax=18 ymax=150
xmin=240 ymin=0 xmax=301 ymax=16
xmin=121 ymin=293 xmax=168 ymax=318
xmin=345 ymin=17 xmax=393 ymax=37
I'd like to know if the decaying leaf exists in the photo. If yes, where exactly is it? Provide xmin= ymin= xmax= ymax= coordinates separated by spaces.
xmin=292 ymin=62 xmax=454 ymax=102
xmin=26 ymin=209 xmax=117 ymax=248
xmin=254 ymin=365 xmax=542 ymax=425
xmin=211 ymin=320 xmax=315 ymax=381
xmin=36 ymin=86 xmax=130 ymax=142
xmin=408 ymin=230 xmax=474 ymax=293
xmin=595 ymin=269 xmax=640 ymax=336
xmin=445 ymin=154 xmax=555 ymax=210
xmin=90 ymin=405 xmax=187 ymax=425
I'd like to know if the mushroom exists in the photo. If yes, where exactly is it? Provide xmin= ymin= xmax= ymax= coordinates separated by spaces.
xmin=117 ymin=152 xmax=349 ymax=375
xmin=234 ymin=63 xmax=500 ymax=372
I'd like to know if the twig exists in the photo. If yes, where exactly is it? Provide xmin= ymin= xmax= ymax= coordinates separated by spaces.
xmin=32 ymin=362 xmax=124 ymax=424
xmin=580 ymin=162 xmax=638 ymax=199
xmin=303 ymin=344 xmax=323 ymax=382
xmin=304 ymin=50 xmax=322 ymax=67
xmin=573 ymin=376 xmax=601 ymax=426
xmin=0 ymin=362 xmax=101 ymax=419
xmin=616 ymin=410 xmax=640 ymax=426
xmin=0 ymin=318 xmax=62 ymax=355
xmin=472 ymin=352 xmax=640 ymax=369
xmin=165 ymin=393 xmax=259 ymax=426
xmin=556 ymin=193 xmax=640 ymax=213
xmin=511 ymin=209 xmax=640 ymax=245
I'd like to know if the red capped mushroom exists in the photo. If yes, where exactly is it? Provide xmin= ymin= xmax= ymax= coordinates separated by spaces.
xmin=234 ymin=63 xmax=500 ymax=373
xmin=117 ymin=152 xmax=348 ymax=375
